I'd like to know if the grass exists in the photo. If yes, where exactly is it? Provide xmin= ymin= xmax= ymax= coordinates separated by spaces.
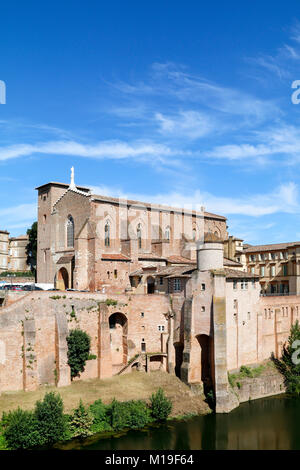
xmin=228 ymin=361 xmax=275 ymax=389
xmin=0 ymin=371 xmax=211 ymax=418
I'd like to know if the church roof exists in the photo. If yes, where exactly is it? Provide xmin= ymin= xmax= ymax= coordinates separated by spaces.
xmin=35 ymin=182 xmax=90 ymax=192
xmin=92 ymin=192 xmax=226 ymax=220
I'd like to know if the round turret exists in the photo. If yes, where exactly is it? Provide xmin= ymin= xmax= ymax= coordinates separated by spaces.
xmin=197 ymin=232 xmax=224 ymax=271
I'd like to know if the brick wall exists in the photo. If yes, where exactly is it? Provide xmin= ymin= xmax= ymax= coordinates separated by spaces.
xmin=0 ymin=291 xmax=170 ymax=393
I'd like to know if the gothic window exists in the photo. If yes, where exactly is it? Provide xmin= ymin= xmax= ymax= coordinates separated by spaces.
xmin=137 ymin=223 xmax=142 ymax=249
xmin=105 ymin=221 xmax=110 ymax=247
xmin=66 ymin=216 xmax=74 ymax=247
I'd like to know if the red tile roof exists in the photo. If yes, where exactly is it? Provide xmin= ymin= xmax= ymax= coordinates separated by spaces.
xmin=167 ymin=255 xmax=196 ymax=265
xmin=101 ymin=254 xmax=131 ymax=261
xmin=243 ymin=241 xmax=300 ymax=253
xmin=224 ymin=268 xmax=259 ymax=279
xmin=223 ymin=257 xmax=243 ymax=267
xmin=138 ymin=254 xmax=166 ymax=261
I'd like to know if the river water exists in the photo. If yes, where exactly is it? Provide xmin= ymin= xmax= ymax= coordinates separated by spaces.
xmin=57 ymin=394 xmax=300 ymax=450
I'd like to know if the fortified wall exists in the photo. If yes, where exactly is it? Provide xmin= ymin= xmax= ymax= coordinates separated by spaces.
xmin=0 ymin=291 xmax=171 ymax=393
xmin=1 ymin=281 xmax=300 ymax=412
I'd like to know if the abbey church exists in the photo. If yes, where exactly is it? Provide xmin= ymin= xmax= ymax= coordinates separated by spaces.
xmin=36 ymin=170 xmax=228 ymax=293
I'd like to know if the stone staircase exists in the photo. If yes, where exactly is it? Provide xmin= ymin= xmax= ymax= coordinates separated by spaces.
xmin=116 ymin=353 xmax=146 ymax=375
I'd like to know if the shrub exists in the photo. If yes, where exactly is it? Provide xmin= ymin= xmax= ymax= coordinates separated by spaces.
xmin=149 ymin=388 xmax=172 ymax=421
xmin=106 ymin=399 xmax=131 ymax=431
xmin=239 ymin=365 xmax=253 ymax=378
xmin=273 ymin=320 xmax=300 ymax=395
xmin=70 ymin=400 xmax=93 ymax=438
xmin=66 ymin=329 xmax=91 ymax=379
xmin=205 ymin=389 xmax=215 ymax=408
xmin=126 ymin=400 xmax=151 ymax=429
xmin=0 ymin=432 xmax=7 ymax=450
xmin=34 ymin=392 xmax=68 ymax=445
xmin=89 ymin=399 xmax=112 ymax=433
xmin=228 ymin=372 xmax=237 ymax=388
xmin=2 ymin=408 xmax=41 ymax=450
xmin=106 ymin=399 xmax=151 ymax=431
xmin=105 ymin=298 xmax=118 ymax=306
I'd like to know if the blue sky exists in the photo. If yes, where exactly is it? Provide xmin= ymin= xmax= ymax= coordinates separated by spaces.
xmin=2 ymin=1 xmax=300 ymax=244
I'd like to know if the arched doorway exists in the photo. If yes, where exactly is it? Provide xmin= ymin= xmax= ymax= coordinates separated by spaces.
xmin=109 ymin=312 xmax=128 ymax=372
xmin=56 ymin=267 xmax=69 ymax=290
xmin=147 ymin=276 xmax=155 ymax=294
xmin=174 ymin=342 xmax=184 ymax=378
xmin=196 ymin=334 xmax=212 ymax=393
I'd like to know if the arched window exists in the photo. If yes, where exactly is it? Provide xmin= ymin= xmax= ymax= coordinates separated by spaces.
xmin=137 ymin=223 xmax=142 ymax=249
xmin=165 ymin=226 xmax=170 ymax=241
xmin=66 ymin=216 xmax=74 ymax=247
xmin=192 ymin=227 xmax=197 ymax=241
xmin=105 ymin=221 xmax=110 ymax=247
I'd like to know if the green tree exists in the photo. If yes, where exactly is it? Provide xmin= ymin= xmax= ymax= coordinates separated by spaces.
xmin=34 ymin=392 xmax=68 ymax=444
xmin=26 ymin=221 xmax=37 ymax=276
xmin=273 ymin=320 xmax=300 ymax=395
xmin=2 ymin=408 xmax=41 ymax=450
xmin=149 ymin=388 xmax=172 ymax=421
xmin=66 ymin=329 xmax=91 ymax=379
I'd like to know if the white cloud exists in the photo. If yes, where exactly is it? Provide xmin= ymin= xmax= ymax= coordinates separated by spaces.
xmin=155 ymin=110 xmax=214 ymax=139
xmin=0 ymin=203 xmax=36 ymax=234
xmin=0 ymin=139 xmax=186 ymax=167
xmin=203 ymin=125 xmax=300 ymax=163
xmin=0 ymin=203 xmax=36 ymax=220
xmin=247 ymin=22 xmax=300 ymax=81
xmin=116 ymin=62 xmax=278 ymax=122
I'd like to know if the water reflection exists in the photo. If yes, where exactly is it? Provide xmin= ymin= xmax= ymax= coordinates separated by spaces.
xmin=57 ymin=395 xmax=300 ymax=450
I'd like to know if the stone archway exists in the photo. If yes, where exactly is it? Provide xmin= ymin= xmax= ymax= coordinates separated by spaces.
xmin=56 ymin=267 xmax=69 ymax=290
xmin=196 ymin=334 xmax=213 ymax=392
xmin=147 ymin=276 xmax=155 ymax=294
xmin=109 ymin=312 xmax=128 ymax=373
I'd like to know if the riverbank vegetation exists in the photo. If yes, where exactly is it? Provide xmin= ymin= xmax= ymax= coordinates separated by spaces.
xmin=273 ymin=320 xmax=300 ymax=395
xmin=0 ymin=388 xmax=172 ymax=450
xmin=0 ymin=371 xmax=210 ymax=418
xmin=228 ymin=362 xmax=273 ymax=389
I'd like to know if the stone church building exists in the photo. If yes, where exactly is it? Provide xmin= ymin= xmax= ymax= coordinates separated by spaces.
xmin=36 ymin=170 xmax=228 ymax=293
